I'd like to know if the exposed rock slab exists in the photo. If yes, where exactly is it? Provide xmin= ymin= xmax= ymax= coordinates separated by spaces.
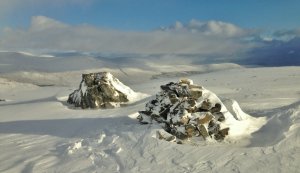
xmin=68 ymin=72 xmax=140 ymax=109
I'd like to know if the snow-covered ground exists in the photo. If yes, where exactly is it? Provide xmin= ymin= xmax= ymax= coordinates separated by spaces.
xmin=0 ymin=52 xmax=299 ymax=173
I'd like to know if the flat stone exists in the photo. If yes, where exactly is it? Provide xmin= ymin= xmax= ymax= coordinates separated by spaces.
xmin=197 ymin=112 xmax=213 ymax=124
xmin=189 ymin=88 xmax=202 ymax=99
xmin=198 ymin=124 xmax=209 ymax=139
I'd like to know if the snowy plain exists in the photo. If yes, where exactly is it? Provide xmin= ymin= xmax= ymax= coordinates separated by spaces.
xmin=0 ymin=51 xmax=299 ymax=173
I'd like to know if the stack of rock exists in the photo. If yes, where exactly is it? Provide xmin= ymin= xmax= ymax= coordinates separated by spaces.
xmin=138 ymin=79 xmax=230 ymax=141
xmin=68 ymin=72 xmax=137 ymax=109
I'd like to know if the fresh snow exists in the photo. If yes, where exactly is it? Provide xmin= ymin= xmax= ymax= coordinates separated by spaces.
xmin=0 ymin=54 xmax=299 ymax=173
xmin=103 ymin=72 xmax=149 ymax=103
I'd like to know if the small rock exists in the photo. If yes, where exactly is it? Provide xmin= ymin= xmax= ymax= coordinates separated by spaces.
xmin=198 ymin=124 xmax=209 ymax=139
xmin=215 ymin=128 xmax=230 ymax=140
xmin=220 ymin=128 xmax=230 ymax=136
xmin=187 ymin=98 xmax=196 ymax=107
xmin=199 ymin=100 xmax=212 ymax=111
xmin=159 ymin=107 xmax=171 ymax=120
xmin=180 ymin=116 xmax=190 ymax=125
xmin=185 ymin=124 xmax=197 ymax=138
xmin=156 ymin=131 xmax=177 ymax=142
xmin=210 ymin=103 xmax=222 ymax=113
xmin=156 ymin=131 xmax=165 ymax=140
xmin=189 ymin=88 xmax=202 ymax=99
xmin=213 ymin=112 xmax=225 ymax=122
xmin=177 ymin=141 xmax=183 ymax=144
xmin=197 ymin=112 xmax=213 ymax=125
xmin=165 ymin=136 xmax=177 ymax=142
xmin=160 ymin=85 xmax=170 ymax=91
xmin=208 ymin=121 xmax=220 ymax=135
xmin=168 ymin=92 xmax=179 ymax=104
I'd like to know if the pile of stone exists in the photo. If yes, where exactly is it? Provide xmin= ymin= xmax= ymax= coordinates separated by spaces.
xmin=68 ymin=72 xmax=137 ymax=109
xmin=138 ymin=79 xmax=230 ymax=142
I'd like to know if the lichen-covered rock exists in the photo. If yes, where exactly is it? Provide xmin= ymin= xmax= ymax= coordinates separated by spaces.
xmin=138 ymin=78 xmax=233 ymax=142
xmin=68 ymin=72 xmax=139 ymax=109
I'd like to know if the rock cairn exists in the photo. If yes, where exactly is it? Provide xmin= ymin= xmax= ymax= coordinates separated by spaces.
xmin=138 ymin=79 xmax=230 ymax=141
xmin=68 ymin=72 xmax=136 ymax=109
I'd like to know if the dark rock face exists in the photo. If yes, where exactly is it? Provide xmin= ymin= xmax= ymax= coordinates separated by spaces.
xmin=68 ymin=72 xmax=134 ymax=109
xmin=138 ymin=79 xmax=230 ymax=142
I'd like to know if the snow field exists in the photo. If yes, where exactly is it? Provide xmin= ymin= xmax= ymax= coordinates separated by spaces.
xmin=0 ymin=65 xmax=299 ymax=172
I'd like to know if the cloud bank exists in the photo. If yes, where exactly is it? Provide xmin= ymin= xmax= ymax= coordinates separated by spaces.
xmin=0 ymin=16 xmax=253 ymax=56
xmin=160 ymin=19 xmax=249 ymax=37
xmin=0 ymin=16 xmax=299 ymax=66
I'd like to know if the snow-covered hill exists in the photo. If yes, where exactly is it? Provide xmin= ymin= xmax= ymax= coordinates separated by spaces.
xmin=0 ymin=51 xmax=242 ymax=86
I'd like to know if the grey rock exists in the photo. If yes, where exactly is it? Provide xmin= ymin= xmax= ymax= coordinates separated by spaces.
xmin=199 ymin=100 xmax=212 ymax=111
xmin=189 ymin=88 xmax=202 ymax=99
xmin=210 ymin=103 xmax=222 ymax=113
xmin=198 ymin=124 xmax=209 ymax=139
xmin=213 ymin=112 xmax=225 ymax=122
xmin=68 ymin=72 xmax=132 ymax=109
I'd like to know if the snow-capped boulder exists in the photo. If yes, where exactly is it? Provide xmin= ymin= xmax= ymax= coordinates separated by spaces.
xmin=68 ymin=72 xmax=141 ymax=109
xmin=138 ymin=79 xmax=247 ymax=142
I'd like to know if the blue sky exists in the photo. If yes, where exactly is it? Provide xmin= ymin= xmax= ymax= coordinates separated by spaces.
xmin=0 ymin=0 xmax=299 ymax=66
xmin=1 ymin=0 xmax=300 ymax=31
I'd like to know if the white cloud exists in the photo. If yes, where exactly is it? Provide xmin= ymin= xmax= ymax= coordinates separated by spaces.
xmin=30 ymin=16 xmax=68 ymax=31
xmin=162 ymin=19 xmax=248 ymax=37
xmin=0 ymin=16 xmax=253 ymax=55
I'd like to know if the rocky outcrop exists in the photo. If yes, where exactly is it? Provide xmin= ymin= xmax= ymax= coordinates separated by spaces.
xmin=68 ymin=72 xmax=139 ymax=109
xmin=138 ymin=79 xmax=234 ymax=142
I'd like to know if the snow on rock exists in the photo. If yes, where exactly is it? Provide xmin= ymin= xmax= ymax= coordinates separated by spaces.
xmin=68 ymin=72 xmax=147 ymax=109
xmin=138 ymin=78 xmax=262 ymax=143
